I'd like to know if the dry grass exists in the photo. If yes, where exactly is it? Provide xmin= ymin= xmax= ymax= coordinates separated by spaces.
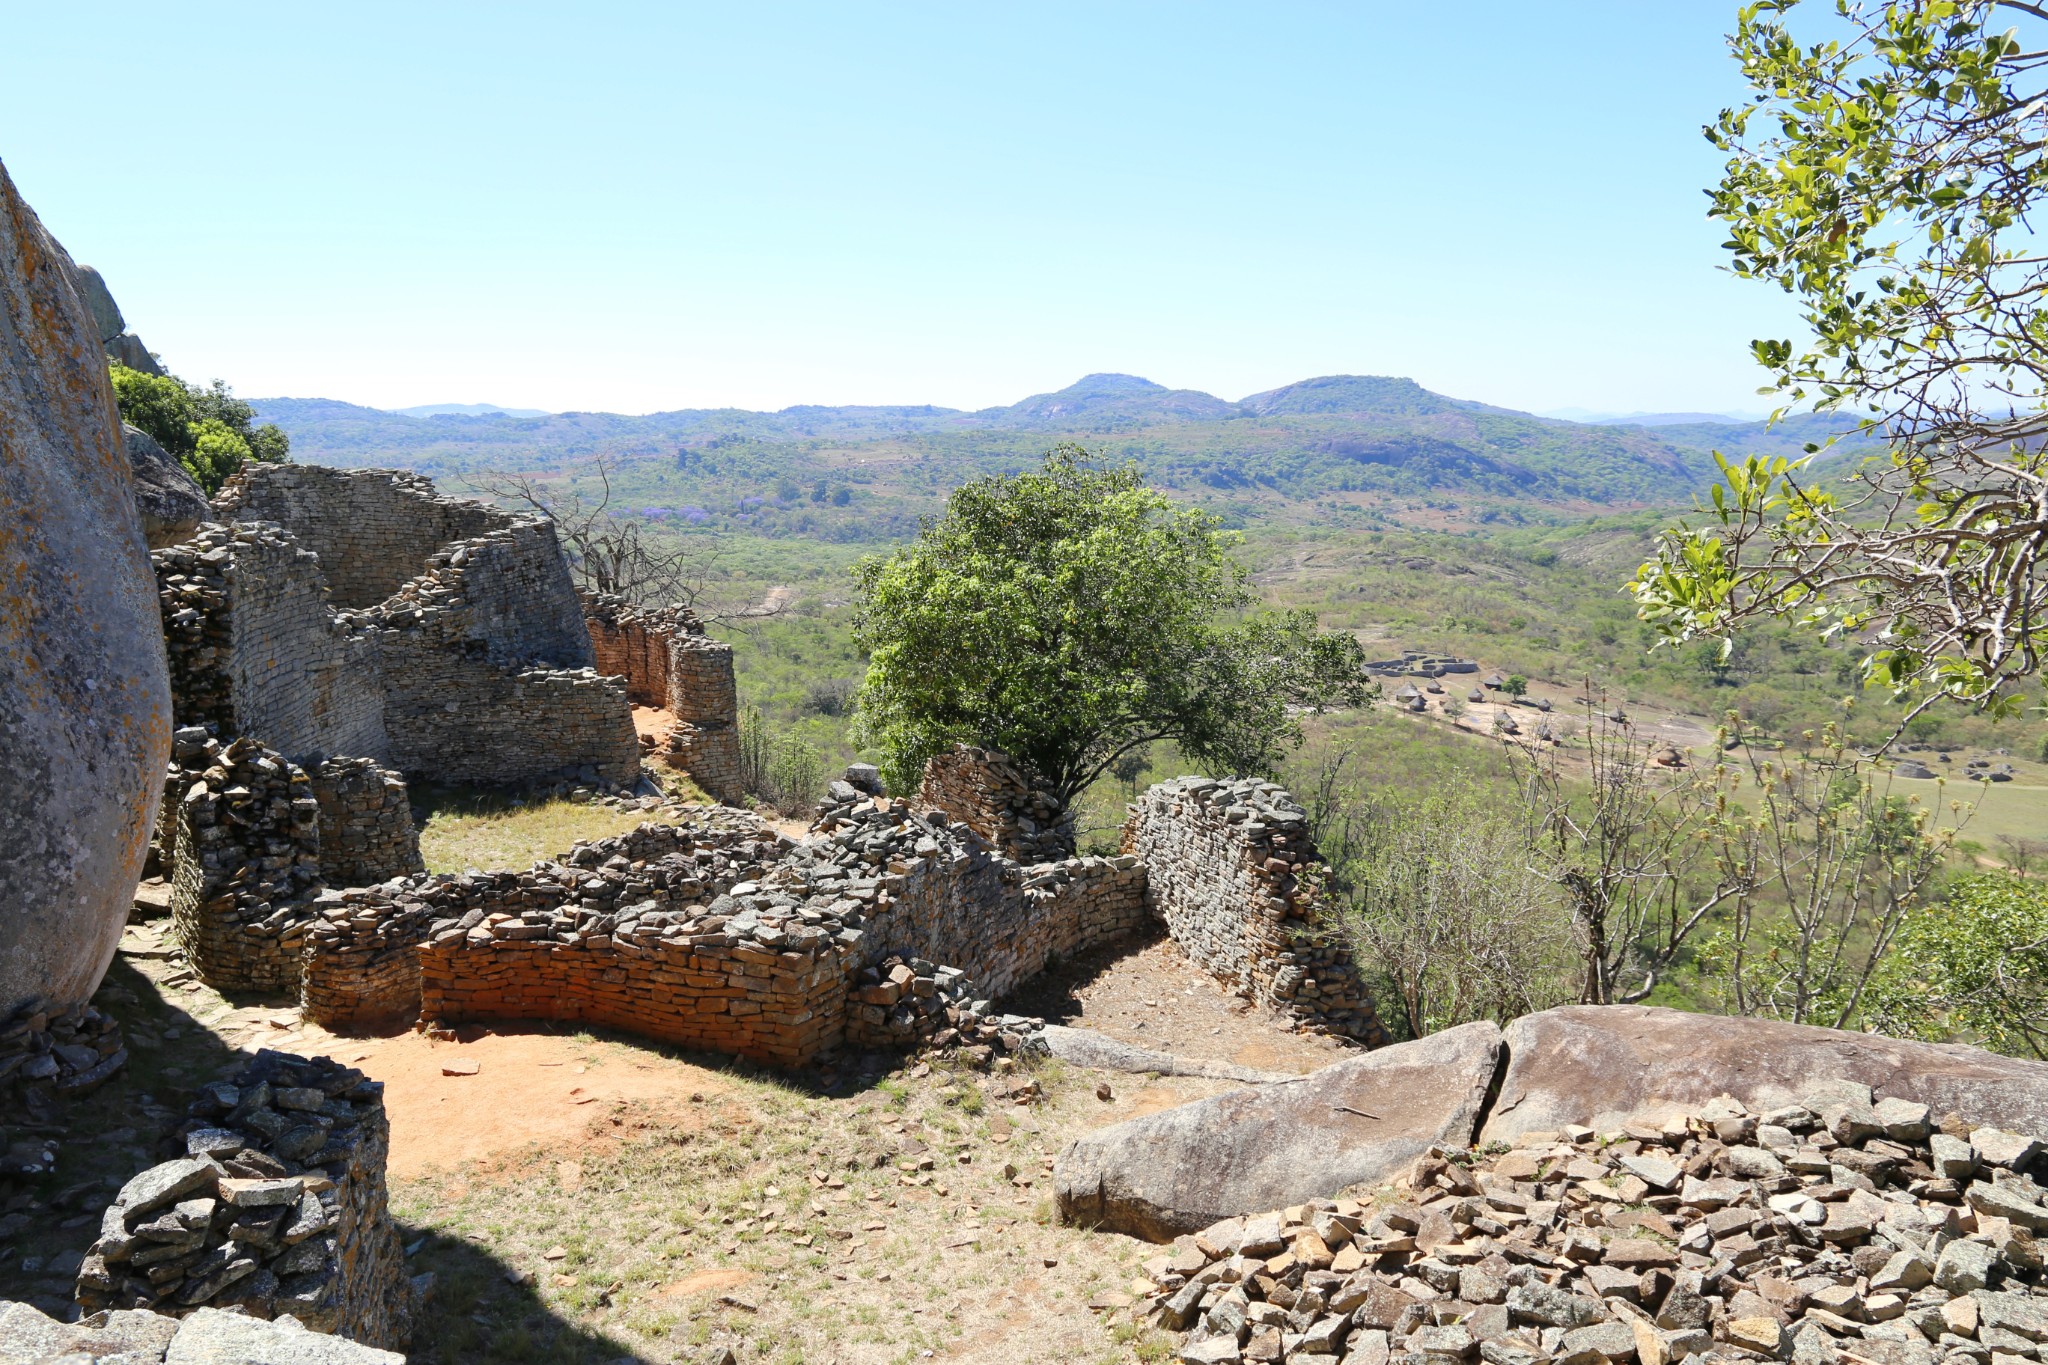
xmin=415 ymin=789 xmax=668 ymax=873
xmin=389 ymin=1039 xmax=1193 ymax=1364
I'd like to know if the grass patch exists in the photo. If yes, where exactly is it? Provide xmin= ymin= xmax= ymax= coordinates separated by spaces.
xmin=415 ymin=787 xmax=656 ymax=873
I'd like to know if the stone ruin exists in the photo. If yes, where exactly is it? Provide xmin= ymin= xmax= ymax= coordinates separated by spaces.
xmin=918 ymin=744 xmax=1078 ymax=863
xmin=173 ymin=746 xmax=1386 ymax=1071
xmin=583 ymin=592 xmax=743 ymax=801
xmin=72 ymin=1047 xmax=415 ymax=1350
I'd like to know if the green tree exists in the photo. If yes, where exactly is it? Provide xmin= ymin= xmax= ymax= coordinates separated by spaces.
xmin=1502 ymin=674 xmax=1529 ymax=699
xmin=1634 ymin=1 xmax=2048 ymax=728
xmin=852 ymin=446 xmax=1372 ymax=803
xmin=1866 ymin=874 xmax=2048 ymax=1058
xmin=108 ymin=363 xmax=289 ymax=493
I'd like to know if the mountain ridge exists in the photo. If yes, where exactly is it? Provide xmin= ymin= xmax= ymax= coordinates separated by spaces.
xmin=250 ymin=373 xmax=1876 ymax=513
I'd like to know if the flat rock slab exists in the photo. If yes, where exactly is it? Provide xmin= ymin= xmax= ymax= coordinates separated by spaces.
xmin=1481 ymin=1005 xmax=2048 ymax=1143
xmin=164 ymin=1306 xmax=405 ymax=1363
xmin=1054 ymin=1019 xmax=1502 ymax=1241
xmin=1035 ymin=1025 xmax=1294 ymax=1084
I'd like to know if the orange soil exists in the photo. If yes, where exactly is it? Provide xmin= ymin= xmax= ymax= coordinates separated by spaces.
xmin=333 ymin=1025 xmax=725 ymax=1180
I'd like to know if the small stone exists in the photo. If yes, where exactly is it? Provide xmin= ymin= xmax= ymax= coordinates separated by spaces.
xmin=1935 ymin=1239 xmax=1999 ymax=1294
xmin=1971 ymin=1130 xmax=2044 ymax=1170
xmin=1726 ymin=1317 xmax=1785 ymax=1356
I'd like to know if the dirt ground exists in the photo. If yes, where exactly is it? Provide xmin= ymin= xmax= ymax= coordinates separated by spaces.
xmin=1 ymin=909 xmax=1341 ymax=1364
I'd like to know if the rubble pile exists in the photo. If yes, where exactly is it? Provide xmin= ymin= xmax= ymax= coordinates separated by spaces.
xmin=75 ymin=1050 xmax=414 ymax=1350
xmin=0 ymin=1003 xmax=125 ymax=1109
xmin=1147 ymin=1082 xmax=2048 ymax=1365
xmin=845 ymin=952 xmax=1050 ymax=1059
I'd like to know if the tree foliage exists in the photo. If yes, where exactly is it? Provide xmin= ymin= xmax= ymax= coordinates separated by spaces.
xmin=1303 ymin=751 xmax=1576 ymax=1039
xmin=852 ymin=446 xmax=1372 ymax=804
xmin=109 ymin=363 xmax=289 ymax=493
xmin=1866 ymin=872 xmax=2048 ymax=1057
xmin=1634 ymin=0 xmax=2048 ymax=730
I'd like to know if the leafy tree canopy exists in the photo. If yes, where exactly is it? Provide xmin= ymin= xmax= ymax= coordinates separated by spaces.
xmin=852 ymin=445 xmax=1373 ymax=804
xmin=110 ymin=363 xmax=289 ymax=493
xmin=1867 ymin=873 xmax=2048 ymax=1058
xmin=1634 ymin=0 xmax=2048 ymax=732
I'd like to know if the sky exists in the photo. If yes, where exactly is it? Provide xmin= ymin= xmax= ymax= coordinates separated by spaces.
xmin=0 ymin=3 xmax=1803 ymax=417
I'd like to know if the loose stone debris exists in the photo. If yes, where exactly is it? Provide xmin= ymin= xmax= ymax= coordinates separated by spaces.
xmin=1142 ymin=1082 xmax=2048 ymax=1365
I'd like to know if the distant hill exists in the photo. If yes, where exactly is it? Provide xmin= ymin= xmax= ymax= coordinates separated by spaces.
xmin=249 ymin=374 xmax=1878 ymax=532
xmin=389 ymin=402 xmax=550 ymax=418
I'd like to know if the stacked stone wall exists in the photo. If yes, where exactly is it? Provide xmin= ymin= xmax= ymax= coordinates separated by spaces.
xmin=170 ymin=738 xmax=323 ymax=994
xmin=154 ymin=525 xmax=387 ymax=766
xmin=299 ymin=889 xmax=435 ymax=1034
xmin=1126 ymin=776 xmax=1385 ymax=1044
xmin=353 ymin=522 xmax=635 ymax=786
xmin=583 ymin=593 xmax=743 ymax=800
xmin=306 ymin=758 xmax=422 ymax=888
xmin=76 ymin=1049 xmax=414 ymax=1351
xmin=216 ymin=464 xmax=501 ymax=609
xmin=0 ymin=1002 xmax=127 ymax=1104
xmin=917 ymin=745 xmax=1075 ymax=863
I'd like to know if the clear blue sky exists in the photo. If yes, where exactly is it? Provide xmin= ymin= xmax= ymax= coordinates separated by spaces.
xmin=1 ymin=2 xmax=1800 ymax=416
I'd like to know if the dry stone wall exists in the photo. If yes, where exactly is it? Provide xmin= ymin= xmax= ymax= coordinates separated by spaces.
xmin=299 ymin=889 xmax=436 ymax=1035
xmin=0 ymin=1002 xmax=127 ymax=1107
xmin=349 ymin=521 xmax=636 ymax=787
xmin=583 ymin=593 xmax=742 ymax=800
xmin=153 ymin=525 xmax=387 ymax=766
xmin=170 ymin=737 xmax=323 ymax=994
xmin=76 ymin=1048 xmax=415 ymax=1352
xmin=306 ymin=758 xmax=422 ymax=888
xmin=216 ymin=464 xmax=500 ymax=609
xmin=917 ymin=745 xmax=1075 ymax=863
xmin=1127 ymin=776 xmax=1385 ymax=1044
xmin=164 ymin=465 xmax=639 ymax=791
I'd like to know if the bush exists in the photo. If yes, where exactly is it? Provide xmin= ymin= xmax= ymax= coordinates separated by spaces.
xmin=1303 ymin=752 xmax=1576 ymax=1039
xmin=109 ymin=364 xmax=288 ymax=493
xmin=737 ymin=704 xmax=825 ymax=815
xmin=1866 ymin=875 xmax=2048 ymax=1058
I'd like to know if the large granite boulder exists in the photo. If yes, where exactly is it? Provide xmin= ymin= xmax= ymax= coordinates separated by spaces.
xmin=0 ymin=160 xmax=173 ymax=1018
xmin=1481 ymin=1004 xmax=2048 ymax=1142
xmin=1054 ymin=1020 xmax=1502 ymax=1241
xmin=125 ymin=422 xmax=208 ymax=546
xmin=74 ymin=261 xmax=164 ymax=376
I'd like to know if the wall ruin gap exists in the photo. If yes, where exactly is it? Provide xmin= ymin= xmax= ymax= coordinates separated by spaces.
xmin=582 ymin=593 xmax=742 ymax=801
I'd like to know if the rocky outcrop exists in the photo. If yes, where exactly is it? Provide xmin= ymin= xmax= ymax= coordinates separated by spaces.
xmin=125 ymin=423 xmax=208 ymax=547
xmin=0 ymin=1300 xmax=403 ymax=1362
xmin=1481 ymin=1004 xmax=2048 ymax=1144
xmin=1054 ymin=1021 xmax=1503 ymax=1241
xmin=73 ymin=262 xmax=165 ymax=376
xmin=0 ymin=159 xmax=173 ymax=1019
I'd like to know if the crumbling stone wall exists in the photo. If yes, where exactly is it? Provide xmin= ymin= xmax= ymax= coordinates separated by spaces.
xmin=216 ymin=464 xmax=500 ymax=609
xmin=917 ymin=745 xmax=1075 ymax=863
xmin=1126 ymin=776 xmax=1384 ymax=1044
xmin=583 ymin=593 xmax=743 ymax=801
xmin=408 ymin=801 xmax=1143 ymax=1065
xmin=0 ymin=1003 xmax=126 ymax=1106
xmin=164 ymin=465 xmax=640 ymax=791
xmin=170 ymin=737 xmax=323 ymax=994
xmin=352 ymin=521 xmax=637 ymax=786
xmin=154 ymin=526 xmax=388 ymax=766
xmin=305 ymin=758 xmax=422 ymax=888
xmin=76 ymin=1049 xmax=414 ymax=1351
